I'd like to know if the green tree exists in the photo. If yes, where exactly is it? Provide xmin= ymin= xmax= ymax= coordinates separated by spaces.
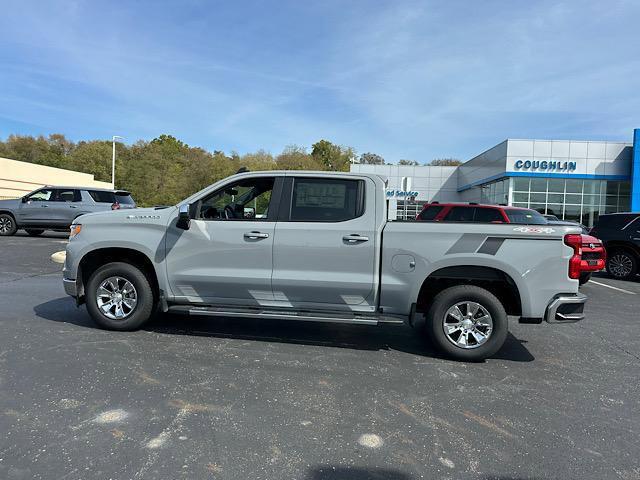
xmin=359 ymin=152 xmax=385 ymax=165
xmin=275 ymin=145 xmax=324 ymax=170
xmin=398 ymin=159 xmax=419 ymax=166
xmin=311 ymin=139 xmax=356 ymax=171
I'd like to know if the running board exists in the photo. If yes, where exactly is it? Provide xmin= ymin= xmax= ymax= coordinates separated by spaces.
xmin=168 ymin=305 xmax=406 ymax=326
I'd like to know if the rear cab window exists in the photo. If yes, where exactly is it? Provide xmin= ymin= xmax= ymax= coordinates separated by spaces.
xmin=288 ymin=178 xmax=364 ymax=222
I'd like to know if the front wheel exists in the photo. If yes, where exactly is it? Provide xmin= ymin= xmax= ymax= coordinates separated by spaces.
xmin=85 ymin=262 xmax=155 ymax=330
xmin=0 ymin=214 xmax=17 ymax=236
xmin=424 ymin=285 xmax=508 ymax=361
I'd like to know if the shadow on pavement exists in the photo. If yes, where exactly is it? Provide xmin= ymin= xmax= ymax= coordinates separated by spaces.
xmin=34 ymin=297 xmax=535 ymax=362
xmin=305 ymin=466 xmax=413 ymax=480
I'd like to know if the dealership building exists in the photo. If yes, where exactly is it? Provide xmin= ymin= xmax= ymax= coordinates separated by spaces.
xmin=350 ymin=129 xmax=640 ymax=226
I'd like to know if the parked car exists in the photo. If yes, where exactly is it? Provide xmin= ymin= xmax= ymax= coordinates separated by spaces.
xmin=417 ymin=202 xmax=603 ymax=284
xmin=63 ymin=171 xmax=587 ymax=362
xmin=0 ymin=187 xmax=135 ymax=236
xmin=416 ymin=202 xmax=549 ymax=224
xmin=590 ymin=213 xmax=640 ymax=280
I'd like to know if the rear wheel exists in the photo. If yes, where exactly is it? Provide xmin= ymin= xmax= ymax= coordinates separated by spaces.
xmin=606 ymin=250 xmax=637 ymax=280
xmin=0 ymin=214 xmax=17 ymax=236
xmin=424 ymin=285 xmax=508 ymax=361
xmin=25 ymin=229 xmax=45 ymax=236
xmin=85 ymin=262 xmax=155 ymax=330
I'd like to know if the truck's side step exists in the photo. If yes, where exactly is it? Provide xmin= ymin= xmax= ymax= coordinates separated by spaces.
xmin=167 ymin=305 xmax=406 ymax=326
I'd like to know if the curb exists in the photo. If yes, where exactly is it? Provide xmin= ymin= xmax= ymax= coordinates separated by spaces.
xmin=51 ymin=251 xmax=66 ymax=264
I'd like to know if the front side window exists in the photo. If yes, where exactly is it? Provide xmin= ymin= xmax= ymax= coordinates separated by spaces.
xmin=197 ymin=177 xmax=275 ymax=220
xmin=474 ymin=208 xmax=504 ymax=222
xmin=504 ymin=208 xmax=547 ymax=225
xmin=26 ymin=189 xmax=54 ymax=201
xmin=289 ymin=178 xmax=363 ymax=222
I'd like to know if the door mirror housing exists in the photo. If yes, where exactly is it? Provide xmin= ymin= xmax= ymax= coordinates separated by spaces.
xmin=21 ymin=196 xmax=28 ymax=203
xmin=176 ymin=204 xmax=191 ymax=230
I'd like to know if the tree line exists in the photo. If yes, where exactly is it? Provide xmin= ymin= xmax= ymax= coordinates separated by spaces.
xmin=0 ymin=133 xmax=461 ymax=206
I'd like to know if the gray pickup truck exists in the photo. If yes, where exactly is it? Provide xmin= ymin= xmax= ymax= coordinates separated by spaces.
xmin=63 ymin=171 xmax=586 ymax=361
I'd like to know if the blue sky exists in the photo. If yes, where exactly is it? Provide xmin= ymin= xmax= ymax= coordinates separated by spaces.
xmin=1 ymin=0 xmax=639 ymax=162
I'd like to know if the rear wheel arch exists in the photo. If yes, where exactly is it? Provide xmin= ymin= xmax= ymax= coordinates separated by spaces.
xmin=78 ymin=247 xmax=160 ymax=303
xmin=416 ymin=265 xmax=522 ymax=317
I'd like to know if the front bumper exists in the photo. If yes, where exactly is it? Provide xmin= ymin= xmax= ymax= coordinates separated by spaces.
xmin=545 ymin=293 xmax=587 ymax=323
xmin=63 ymin=277 xmax=77 ymax=297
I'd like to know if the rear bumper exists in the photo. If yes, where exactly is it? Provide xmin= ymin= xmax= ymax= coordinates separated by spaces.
xmin=545 ymin=293 xmax=587 ymax=323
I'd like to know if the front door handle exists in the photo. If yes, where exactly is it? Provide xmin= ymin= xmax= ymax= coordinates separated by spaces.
xmin=70 ymin=205 xmax=78 ymax=209
xmin=343 ymin=234 xmax=369 ymax=243
xmin=244 ymin=231 xmax=269 ymax=239
xmin=41 ymin=204 xmax=49 ymax=208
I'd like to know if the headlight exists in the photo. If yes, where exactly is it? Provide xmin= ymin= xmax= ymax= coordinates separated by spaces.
xmin=69 ymin=224 xmax=82 ymax=238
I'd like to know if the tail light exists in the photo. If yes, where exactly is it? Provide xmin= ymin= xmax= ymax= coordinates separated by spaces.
xmin=564 ymin=234 xmax=582 ymax=279
xmin=111 ymin=202 xmax=121 ymax=210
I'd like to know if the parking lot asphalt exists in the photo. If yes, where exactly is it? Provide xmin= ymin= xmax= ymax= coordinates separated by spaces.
xmin=1 ymin=234 xmax=639 ymax=480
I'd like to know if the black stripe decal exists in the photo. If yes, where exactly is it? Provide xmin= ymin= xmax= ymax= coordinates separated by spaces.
xmin=445 ymin=233 xmax=486 ymax=255
xmin=477 ymin=237 xmax=505 ymax=255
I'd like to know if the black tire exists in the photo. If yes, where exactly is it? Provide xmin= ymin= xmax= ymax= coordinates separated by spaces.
xmin=0 ymin=213 xmax=17 ymax=236
xmin=606 ymin=250 xmax=638 ymax=280
xmin=424 ymin=285 xmax=508 ymax=361
xmin=85 ymin=262 xmax=155 ymax=331
xmin=579 ymin=273 xmax=592 ymax=285
xmin=25 ymin=229 xmax=45 ymax=236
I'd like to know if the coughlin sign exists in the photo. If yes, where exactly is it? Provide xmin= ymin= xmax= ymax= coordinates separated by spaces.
xmin=514 ymin=159 xmax=577 ymax=172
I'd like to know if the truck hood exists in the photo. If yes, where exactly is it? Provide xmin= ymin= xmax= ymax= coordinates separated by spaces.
xmin=74 ymin=206 xmax=177 ymax=225
xmin=0 ymin=198 xmax=21 ymax=211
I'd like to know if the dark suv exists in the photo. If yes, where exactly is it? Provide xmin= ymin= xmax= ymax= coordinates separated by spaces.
xmin=0 ymin=187 xmax=135 ymax=236
xmin=590 ymin=213 xmax=640 ymax=280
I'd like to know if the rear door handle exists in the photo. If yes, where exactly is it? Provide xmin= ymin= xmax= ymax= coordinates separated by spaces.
xmin=70 ymin=205 xmax=78 ymax=209
xmin=41 ymin=204 xmax=49 ymax=208
xmin=244 ymin=231 xmax=269 ymax=239
xmin=343 ymin=234 xmax=369 ymax=243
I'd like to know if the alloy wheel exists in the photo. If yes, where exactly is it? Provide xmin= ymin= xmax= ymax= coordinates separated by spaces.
xmin=442 ymin=301 xmax=493 ymax=349
xmin=96 ymin=276 xmax=138 ymax=320
xmin=608 ymin=254 xmax=633 ymax=278
xmin=0 ymin=217 xmax=13 ymax=233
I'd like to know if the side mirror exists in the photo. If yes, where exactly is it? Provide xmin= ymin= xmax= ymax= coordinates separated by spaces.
xmin=21 ymin=196 xmax=28 ymax=203
xmin=176 ymin=204 xmax=191 ymax=230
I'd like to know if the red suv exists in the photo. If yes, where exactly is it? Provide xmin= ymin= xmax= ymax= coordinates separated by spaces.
xmin=416 ymin=202 xmax=605 ymax=284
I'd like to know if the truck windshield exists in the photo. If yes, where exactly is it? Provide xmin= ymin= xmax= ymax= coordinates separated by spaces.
xmin=505 ymin=209 xmax=547 ymax=225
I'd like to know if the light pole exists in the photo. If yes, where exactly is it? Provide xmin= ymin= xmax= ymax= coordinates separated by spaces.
xmin=112 ymin=135 xmax=124 ymax=189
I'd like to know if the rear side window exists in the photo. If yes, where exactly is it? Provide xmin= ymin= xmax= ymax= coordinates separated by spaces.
xmin=443 ymin=206 xmax=474 ymax=222
xmin=290 ymin=178 xmax=363 ymax=222
xmin=504 ymin=209 xmax=547 ymax=225
xmin=474 ymin=208 xmax=504 ymax=222
xmin=55 ymin=189 xmax=80 ymax=202
xmin=115 ymin=191 xmax=135 ymax=205
xmin=88 ymin=190 xmax=116 ymax=203
xmin=419 ymin=205 xmax=444 ymax=221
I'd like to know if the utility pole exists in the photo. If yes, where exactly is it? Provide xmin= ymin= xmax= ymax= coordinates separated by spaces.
xmin=112 ymin=135 xmax=124 ymax=189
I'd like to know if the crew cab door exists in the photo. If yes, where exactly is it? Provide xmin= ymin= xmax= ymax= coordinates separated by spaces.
xmin=271 ymin=176 xmax=377 ymax=311
xmin=164 ymin=175 xmax=281 ymax=304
